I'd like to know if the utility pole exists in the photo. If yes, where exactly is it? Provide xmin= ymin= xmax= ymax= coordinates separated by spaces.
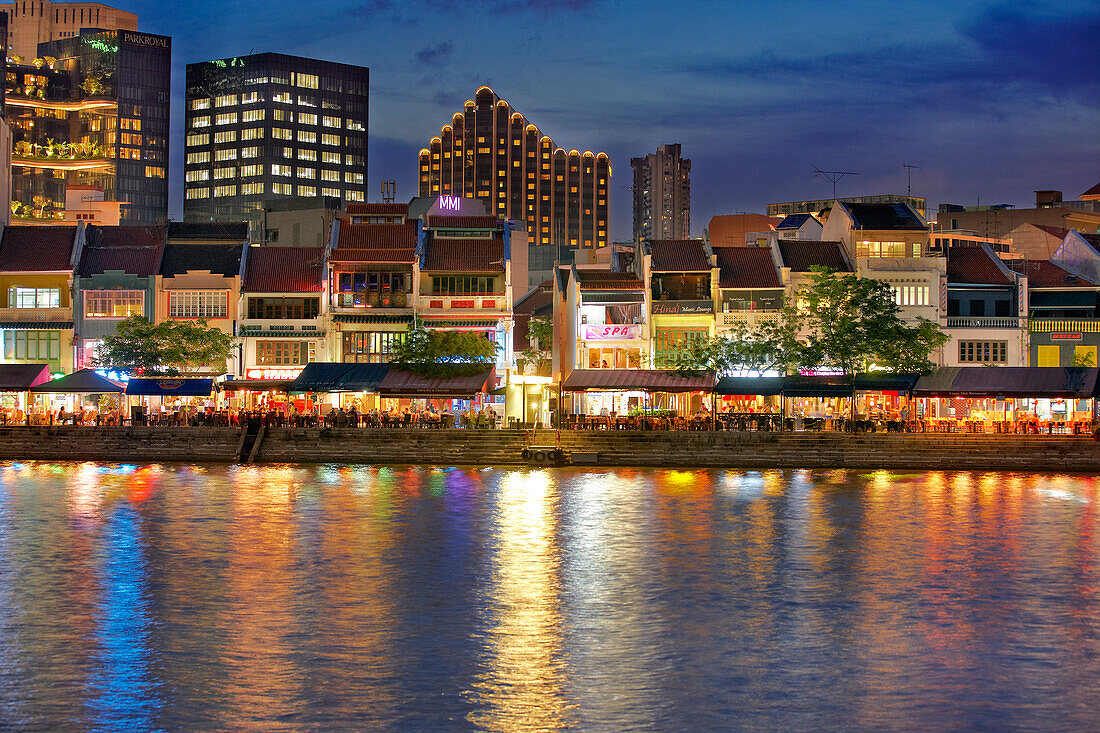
xmin=813 ymin=168 xmax=860 ymax=200
xmin=903 ymin=164 xmax=919 ymax=195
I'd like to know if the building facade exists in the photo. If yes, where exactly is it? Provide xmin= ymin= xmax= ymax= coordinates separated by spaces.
xmin=417 ymin=86 xmax=610 ymax=273
xmin=631 ymin=143 xmax=690 ymax=242
xmin=183 ymin=52 xmax=369 ymax=225
xmin=6 ymin=28 xmax=171 ymax=224
xmin=769 ymin=194 xmax=927 ymax=219
xmin=2 ymin=1 xmax=136 ymax=61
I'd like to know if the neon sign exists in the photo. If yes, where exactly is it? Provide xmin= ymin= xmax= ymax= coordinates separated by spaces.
xmin=584 ymin=324 xmax=642 ymax=340
xmin=439 ymin=195 xmax=462 ymax=211
xmin=246 ymin=368 xmax=302 ymax=380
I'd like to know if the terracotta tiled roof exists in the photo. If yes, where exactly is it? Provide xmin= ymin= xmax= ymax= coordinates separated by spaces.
xmin=575 ymin=269 xmax=644 ymax=291
xmin=422 ymin=237 xmax=505 ymax=272
xmin=1081 ymin=180 xmax=1100 ymax=200
xmin=513 ymin=283 xmax=555 ymax=351
xmin=648 ymin=239 xmax=710 ymax=272
xmin=777 ymin=240 xmax=852 ymax=272
xmin=844 ymin=202 xmax=926 ymax=230
xmin=241 ymin=246 xmax=324 ymax=293
xmin=1033 ymin=224 xmax=1071 ymax=240
xmin=160 ymin=243 xmax=243 ymax=277
xmin=337 ymin=221 xmax=418 ymax=249
xmin=329 ymin=248 xmax=416 ymax=264
xmin=1003 ymin=259 xmax=1097 ymax=287
xmin=346 ymin=203 xmax=409 ymax=216
xmin=79 ymin=225 xmax=164 ymax=277
xmin=715 ymin=246 xmax=782 ymax=288
xmin=426 ymin=215 xmax=500 ymax=229
xmin=947 ymin=245 xmax=1015 ymax=285
xmin=0 ymin=225 xmax=76 ymax=271
xmin=708 ymin=214 xmax=777 ymax=246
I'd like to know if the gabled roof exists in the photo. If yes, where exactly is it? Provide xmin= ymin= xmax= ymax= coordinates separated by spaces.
xmin=947 ymin=245 xmax=1015 ymax=286
xmin=79 ymin=225 xmax=164 ymax=277
xmin=708 ymin=214 xmax=777 ymax=247
xmin=159 ymin=243 xmax=243 ymax=278
xmin=1033 ymin=224 xmax=1071 ymax=240
xmin=337 ymin=221 xmax=418 ymax=250
xmin=421 ymin=237 xmax=505 ymax=272
xmin=241 ymin=246 xmax=324 ymax=293
xmin=776 ymin=213 xmax=817 ymax=230
xmin=426 ymin=215 xmax=499 ymax=229
xmin=166 ymin=222 xmax=248 ymax=241
xmin=648 ymin=239 xmax=710 ymax=272
xmin=1003 ymin=259 xmax=1097 ymax=288
xmin=0 ymin=225 xmax=76 ymax=271
xmin=328 ymin=248 xmax=416 ymax=264
xmin=777 ymin=240 xmax=852 ymax=272
xmin=715 ymin=246 xmax=782 ymax=288
xmin=1081 ymin=180 xmax=1100 ymax=200
xmin=575 ymin=269 xmax=645 ymax=291
xmin=345 ymin=203 xmax=410 ymax=216
xmin=514 ymin=281 xmax=555 ymax=316
xmin=843 ymin=202 xmax=926 ymax=230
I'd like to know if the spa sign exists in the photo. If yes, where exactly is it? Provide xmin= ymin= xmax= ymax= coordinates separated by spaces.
xmin=584 ymin=324 xmax=642 ymax=340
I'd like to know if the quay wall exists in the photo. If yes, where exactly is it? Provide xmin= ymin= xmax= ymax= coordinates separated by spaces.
xmin=0 ymin=427 xmax=1099 ymax=471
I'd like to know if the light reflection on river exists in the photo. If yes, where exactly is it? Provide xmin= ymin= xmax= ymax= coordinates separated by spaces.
xmin=1 ymin=463 xmax=1100 ymax=730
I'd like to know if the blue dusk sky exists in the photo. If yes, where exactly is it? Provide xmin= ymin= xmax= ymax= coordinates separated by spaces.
xmin=132 ymin=0 xmax=1099 ymax=238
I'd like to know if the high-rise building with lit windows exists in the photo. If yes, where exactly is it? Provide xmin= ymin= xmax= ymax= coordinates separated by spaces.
xmin=5 ymin=27 xmax=171 ymax=224
xmin=417 ymin=86 xmax=610 ymax=270
xmin=631 ymin=143 xmax=690 ymax=242
xmin=183 ymin=52 xmax=368 ymax=225
xmin=1 ymin=1 xmax=137 ymax=61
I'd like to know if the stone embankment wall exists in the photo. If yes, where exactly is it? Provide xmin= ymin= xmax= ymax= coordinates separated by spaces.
xmin=0 ymin=427 xmax=1098 ymax=471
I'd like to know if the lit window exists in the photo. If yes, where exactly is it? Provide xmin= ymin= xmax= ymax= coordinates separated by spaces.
xmin=321 ymin=133 xmax=340 ymax=146
xmin=213 ymin=184 xmax=237 ymax=197
xmin=271 ymin=164 xmax=293 ymax=177
xmin=170 ymin=291 xmax=227 ymax=318
xmin=298 ymin=185 xmax=316 ymax=196
xmin=295 ymin=73 xmax=319 ymax=89
xmin=186 ymin=151 xmax=210 ymax=164
xmin=297 ymin=167 xmax=316 ymax=179
xmin=322 ymin=116 xmax=341 ymax=128
xmin=272 ymin=182 xmax=293 ymax=195
xmin=191 ymin=116 xmax=210 ymax=128
xmin=213 ymin=131 xmax=236 ymax=144
xmin=84 ymin=290 xmax=144 ymax=319
xmin=298 ymin=113 xmax=317 ymax=126
xmin=242 ymin=109 xmax=265 ymax=123
xmin=185 ymin=187 xmax=209 ymax=199
xmin=297 ymin=130 xmax=316 ymax=144
xmin=241 ymin=128 xmax=264 ymax=141
xmin=214 ymin=149 xmax=237 ymax=161
xmin=321 ymin=151 xmax=341 ymax=164
xmin=214 ymin=167 xmax=236 ymax=179
xmin=189 ymin=98 xmax=211 ymax=111
xmin=214 ymin=94 xmax=237 ymax=107
xmin=272 ymin=128 xmax=292 ymax=140
xmin=297 ymin=149 xmax=317 ymax=161
xmin=241 ymin=146 xmax=259 ymax=158
xmin=240 ymin=164 xmax=262 ymax=177
xmin=241 ymin=182 xmax=264 ymax=195
xmin=185 ymin=170 xmax=209 ymax=182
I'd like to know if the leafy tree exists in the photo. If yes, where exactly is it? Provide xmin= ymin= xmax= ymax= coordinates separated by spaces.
xmin=389 ymin=320 xmax=498 ymax=378
xmin=517 ymin=315 xmax=553 ymax=375
xmin=93 ymin=316 xmax=234 ymax=375
xmin=797 ymin=268 xmax=947 ymax=374
xmin=673 ymin=298 xmax=804 ymax=376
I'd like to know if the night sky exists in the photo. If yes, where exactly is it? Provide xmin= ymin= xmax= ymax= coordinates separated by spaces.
xmin=132 ymin=0 xmax=1099 ymax=239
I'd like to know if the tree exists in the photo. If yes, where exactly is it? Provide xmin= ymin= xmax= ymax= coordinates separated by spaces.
xmin=797 ymin=268 xmax=947 ymax=374
xmin=673 ymin=298 xmax=804 ymax=376
xmin=517 ymin=315 xmax=553 ymax=375
xmin=389 ymin=320 xmax=498 ymax=378
xmin=93 ymin=316 xmax=234 ymax=375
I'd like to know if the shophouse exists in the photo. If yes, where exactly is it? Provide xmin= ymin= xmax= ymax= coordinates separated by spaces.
xmin=0 ymin=224 xmax=79 ymax=373
xmin=1006 ymin=257 xmax=1100 ymax=367
xmin=943 ymin=244 xmax=1028 ymax=367
xmin=644 ymin=239 xmax=716 ymax=366
xmin=73 ymin=224 xmax=164 ymax=368
xmin=238 ymin=245 xmax=326 ymax=380
xmin=714 ymin=245 xmax=786 ymax=336
xmin=774 ymin=213 xmax=822 ymax=240
xmin=326 ymin=213 xmax=418 ymax=363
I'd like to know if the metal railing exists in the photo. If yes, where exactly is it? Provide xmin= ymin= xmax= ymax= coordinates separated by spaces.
xmin=1029 ymin=319 xmax=1100 ymax=333
xmin=945 ymin=316 xmax=1020 ymax=328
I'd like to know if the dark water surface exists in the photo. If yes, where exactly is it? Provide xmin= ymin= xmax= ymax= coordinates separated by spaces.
xmin=1 ymin=463 xmax=1100 ymax=730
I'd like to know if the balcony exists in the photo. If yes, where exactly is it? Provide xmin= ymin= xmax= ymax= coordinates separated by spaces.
xmin=12 ymin=154 xmax=113 ymax=171
xmin=239 ymin=319 xmax=324 ymax=338
xmin=0 ymin=307 xmax=73 ymax=323
xmin=719 ymin=311 xmax=781 ymax=327
xmin=946 ymin=317 xmax=1020 ymax=329
xmin=418 ymin=294 xmax=508 ymax=312
xmin=1029 ymin=319 xmax=1100 ymax=333
xmin=331 ymin=291 xmax=413 ymax=312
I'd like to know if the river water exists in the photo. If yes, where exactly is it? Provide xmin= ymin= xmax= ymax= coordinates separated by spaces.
xmin=1 ymin=463 xmax=1099 ymax=730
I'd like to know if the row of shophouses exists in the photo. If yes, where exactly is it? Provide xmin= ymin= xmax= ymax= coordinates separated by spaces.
xmin=1 ymin=196 xmax=1100 ymax=383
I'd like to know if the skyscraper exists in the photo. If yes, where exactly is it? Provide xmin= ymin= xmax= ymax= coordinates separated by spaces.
xmin=183 ymin=52 xmax=369 ymax=225
xmin=6 ymin=28 xmax=171 ymax=224
xmin=417 ymin=86 xmax=610 ymax=271
xmin=631 ymin=143 xmax=690 ymax=242
xmin=1 ymin=1 xmax=137 ymax=61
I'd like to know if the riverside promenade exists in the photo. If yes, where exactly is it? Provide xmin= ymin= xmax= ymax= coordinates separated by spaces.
xmin=1 ymin=426 xmax=1099 ymax=471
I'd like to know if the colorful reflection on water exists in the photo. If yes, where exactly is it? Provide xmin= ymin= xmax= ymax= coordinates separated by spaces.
xmin=1 ymin=463 xmax=1100 ymax=729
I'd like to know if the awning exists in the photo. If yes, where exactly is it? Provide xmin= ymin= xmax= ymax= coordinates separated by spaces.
xmin=125 ymin=378 xmax=216 ymax=396
xmin=0 ymin=321 xmax=73 ymax=329
xmin=580 ymin=292 xmax=645 ymax=305
xmin=562 ymin=369 xmax=716 ymax=393
xmin=913 ymin=367 xmax=962 ymax=396
xmin=220 ymin=379 xmax=294 ymax=392
xmin=30 ymin=368 xmax=124 ymax=393
xmin=0 ymin=364 xmax=51 ymax=391
xmin=950 ymin=367 xmax=1097 ymax=398
xmin=782 ymin=376 xmax=854 ymax=397
xmin=330 ymin=314 xmax=413 ymax=325
xmin=853 ymin=373 xmax=920 ymax=392
xmin=377 ymin=366 xmax=495 ymax=398
xmin=289 ymin=362 xmax=390 ymax=393
xmin=715 ymin=377 xmax=784 ymax=396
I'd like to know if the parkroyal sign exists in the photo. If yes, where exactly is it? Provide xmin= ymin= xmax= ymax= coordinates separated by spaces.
xmin=584 ymin=324 xmax=642 ymax=340
xmin=245 ymin=368 xmax=303 ymax=380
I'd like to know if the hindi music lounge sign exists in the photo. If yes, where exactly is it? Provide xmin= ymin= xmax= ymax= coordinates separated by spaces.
xmin=651 ymin=300 xmax=713 ymax=315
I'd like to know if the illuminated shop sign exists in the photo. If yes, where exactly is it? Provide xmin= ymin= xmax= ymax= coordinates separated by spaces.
xmin=1051 ymin=333 xmax=1083 ymax=340
xmin=651 ymin=300 xmax=713 ymax=315
xmin=439 ymin=195 xmax=462 ymax=211
xmin=584 ymin=324 xmax=643 ymax=340
xmin=245 ymin=368 xmax=302 ymax=380
xmin=122 ymin=32 xmax=171 ymax=49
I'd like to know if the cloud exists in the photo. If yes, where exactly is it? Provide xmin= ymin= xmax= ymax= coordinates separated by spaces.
xmin=415 ymin=42 xmax=454 ymax=66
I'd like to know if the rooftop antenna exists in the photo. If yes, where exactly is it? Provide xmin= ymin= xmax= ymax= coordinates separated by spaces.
xmin=381 ymin=180 xmax=396 ymax=204
xmin=903 ymin=163 xmax=919 ymax=195
xmin=813 ymin=168 xmax=859 ymax=200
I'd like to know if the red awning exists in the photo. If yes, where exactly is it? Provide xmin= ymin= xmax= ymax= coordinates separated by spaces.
xmin=377 ymin=367 xmax=495 ymax=398
xmin=563 ymin=369 xmax=716 ymax=393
